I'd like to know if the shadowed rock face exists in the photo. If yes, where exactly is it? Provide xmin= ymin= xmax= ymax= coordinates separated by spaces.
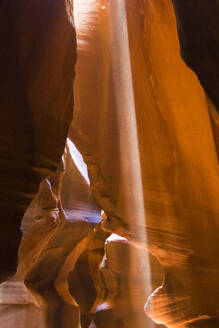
xmin=19 ymin=143 xmax=102 ymax=328
xmin=1 ymin=0 xmax=219 ymax=327
xmin=0 ymin=141 xmax=164 ymax=328
xmin=68 ymin=228 xmax=109 ymax=328
xmin=0 ymin=0 xmax=76 ymax=280
xmin=171 ymin=0 xmax=219 ymax=111
xmin=89 ymin=234 xmax=164 ymax=328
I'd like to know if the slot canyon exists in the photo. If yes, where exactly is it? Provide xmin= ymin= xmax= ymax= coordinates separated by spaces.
xmin=0 ymin=0 xmax=219 ymax=327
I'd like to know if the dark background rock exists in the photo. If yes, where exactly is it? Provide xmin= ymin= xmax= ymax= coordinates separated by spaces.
xmin=0 ymin=0 xmax=76 ymax=280
xmin=172 ymin=0 xmax=219 ymax=111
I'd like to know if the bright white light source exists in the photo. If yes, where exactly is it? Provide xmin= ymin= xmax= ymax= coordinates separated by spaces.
xmin=67 ymin=138 xmax=90 ymax=185
xmin=102 ymin=5 xmax=106 ymax=10
xmin=106 ymin=233 xmax=127 ymax=243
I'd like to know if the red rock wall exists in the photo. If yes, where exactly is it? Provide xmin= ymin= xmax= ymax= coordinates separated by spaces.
xmin=0 ymin=1 xmax=219 ymax=327
xmin=0 ymin=0 xmax=76 ymax=280
xmin=72 ymin=0 xmax=219 ymax=326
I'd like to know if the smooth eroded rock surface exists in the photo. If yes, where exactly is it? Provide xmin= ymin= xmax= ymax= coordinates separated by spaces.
xmin=71 ymin=0 xmax=219 ymax=326
xmin=0 ymin=0 xmax=76 ymax=280
xmin=1 ymin=1 xmax=219 ymax=327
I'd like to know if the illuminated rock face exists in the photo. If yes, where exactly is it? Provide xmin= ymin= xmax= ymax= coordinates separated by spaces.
xmin=18 ymin=143 xmax=102 ymax=328
xmin=72 ymin=0 xmax=219 ymax=327
xmin=0 ymin=0 xmax=76 ymax=281
xmin=0 ymin=0 xmax=219 ymax=327
xmin=0 ymin=142 xmax=163 ymax=327
xmin=90 ymin=234 xmax=164 ymax=328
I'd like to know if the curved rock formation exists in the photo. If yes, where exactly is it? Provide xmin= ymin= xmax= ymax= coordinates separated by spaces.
xmin=18 ymin=141 xmax=102 ymax=328
xmin=72 ymin=0 xmax=219 ymax=326
xmin=68 ymin=228 xmax=109 ymax=328
xmin=90 ymin=234 xmax=164 ymax=328
xmin=171 ymin=0 xmax=219 ymax=111
xmin=1 ymin=0 xmax=219 ymax=327
xmin=0 ymin=139 xmax=165 ymax=328
xmin=0 ymin=0 xmax=76 ymax=281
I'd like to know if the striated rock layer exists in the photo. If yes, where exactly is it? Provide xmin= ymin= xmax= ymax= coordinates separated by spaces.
xmin=17 ymin=141 xmax=102 ymax=328
xmin=0 ymin=0 xmax=76 ymax=281
xmin=1 ymin=0 xmax=219 ymax=327
xmin=90 ymin=233 xmax=164 ymax=328
xmin=72 ymin=0 xmax=219 ymax=326
xmin=0 ymin=140 xmax=164 ymax=328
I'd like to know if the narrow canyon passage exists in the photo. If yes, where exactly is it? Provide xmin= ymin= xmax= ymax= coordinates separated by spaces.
xmin=0 ymin=0 xmax=219 ymax=328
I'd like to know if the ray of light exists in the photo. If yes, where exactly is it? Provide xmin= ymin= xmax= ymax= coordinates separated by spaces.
xmin=107 ymin=0 xmax=153 ymax=320
xmin=73 ymin=0 xmax=153 ymax=324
